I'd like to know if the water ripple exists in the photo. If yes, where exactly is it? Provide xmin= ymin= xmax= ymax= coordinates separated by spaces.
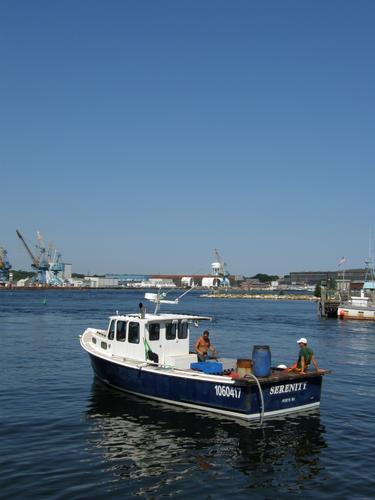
xmin=1 ymin=290 xmax=375 ymax=498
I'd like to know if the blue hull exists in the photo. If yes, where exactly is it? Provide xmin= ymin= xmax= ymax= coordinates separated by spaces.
xmin=89 ymin=354 xmax=322 ymax=420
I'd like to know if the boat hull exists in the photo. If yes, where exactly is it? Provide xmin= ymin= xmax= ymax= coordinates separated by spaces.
xmin=88 ymin=353 xmax=322 ymax=421
xmin=338 ymin=306 xmax=375 ymax=320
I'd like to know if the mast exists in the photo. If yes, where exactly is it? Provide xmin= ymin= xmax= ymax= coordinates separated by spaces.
xmin=364 ymin=229 xmax=375 ymax=286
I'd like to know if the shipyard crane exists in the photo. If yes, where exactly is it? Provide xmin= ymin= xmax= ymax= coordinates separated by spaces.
xmin=212 ymin=249 xmax=225 ymax=277
xmin=36 ymin=230 xmax=63 ymax=285
xmin=212 ymin=248 xmax=230 ymax=287
xmin=47 ymin=244 xmax=64 ymax=286
xmin=0 ymin=247 xmax=12 ymax=284
xmin=36 ymin=231 xmax=64 ymax=285
xmin=16 ymin=229 xmax=49 ymax=284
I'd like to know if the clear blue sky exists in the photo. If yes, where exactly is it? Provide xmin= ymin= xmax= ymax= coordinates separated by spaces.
xmin=1 ymin=1 xmax=374 ymax=276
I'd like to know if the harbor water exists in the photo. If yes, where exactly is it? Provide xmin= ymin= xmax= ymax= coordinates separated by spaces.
xmin=1 ymin=289 xmax=375 ymax=498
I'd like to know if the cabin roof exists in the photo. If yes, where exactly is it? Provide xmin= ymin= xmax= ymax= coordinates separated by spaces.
xmin=109 ymin=313 xmax=212 ymax=322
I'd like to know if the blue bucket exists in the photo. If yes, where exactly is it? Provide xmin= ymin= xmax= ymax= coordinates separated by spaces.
xmin=252 ymin=345 xmax=271 ymax=377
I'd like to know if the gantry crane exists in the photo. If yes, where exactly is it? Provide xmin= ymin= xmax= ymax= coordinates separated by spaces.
xmin=0 ymin=247 xmax=12 ymax=284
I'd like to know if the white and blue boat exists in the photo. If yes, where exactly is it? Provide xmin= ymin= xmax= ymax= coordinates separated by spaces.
xmin=338 ymin=255 xmax=375 ymax=320
xmin=80 ymin=291 xmax=328 ymax=422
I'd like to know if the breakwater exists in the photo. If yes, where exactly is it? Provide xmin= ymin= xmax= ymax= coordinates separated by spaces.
xmin=201 ymin=293 xmax=317 ymax=301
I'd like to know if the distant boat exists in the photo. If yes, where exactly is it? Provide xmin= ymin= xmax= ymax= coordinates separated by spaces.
xmin=80 ymin=290 xmax=329 ymax=422
xmin=338 ymin=255 xmax=375 ymax=320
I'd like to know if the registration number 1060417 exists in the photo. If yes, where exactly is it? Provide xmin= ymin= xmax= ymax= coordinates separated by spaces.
xmin=214 ymin=385 xmax=242 ymax=399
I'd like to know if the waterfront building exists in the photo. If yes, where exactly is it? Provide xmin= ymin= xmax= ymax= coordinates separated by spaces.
xmin=288 ymin=269 xmax=367 ymax=286
xmin=84 ymin=277 xmax=119 ymax=288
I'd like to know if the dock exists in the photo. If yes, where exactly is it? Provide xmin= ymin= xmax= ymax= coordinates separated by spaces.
xmin=318 ymin=286 xmax=341 ymax=318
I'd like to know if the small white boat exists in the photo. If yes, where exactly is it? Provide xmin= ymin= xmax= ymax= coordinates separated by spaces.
xmin=338 ymin=254 xmax=375 ymax=320
xmin=338 ymin=290 xmax=375 ymax=320
xmin=80 ymin=290 xmax=329 ymax=422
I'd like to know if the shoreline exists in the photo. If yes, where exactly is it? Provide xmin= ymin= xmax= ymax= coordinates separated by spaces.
xmin=0 ymin=287 xmax=317 ymax=301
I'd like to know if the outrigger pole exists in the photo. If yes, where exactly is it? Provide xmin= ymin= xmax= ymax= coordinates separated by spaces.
xmin=145 ymin=285 xmax=196 ymax=314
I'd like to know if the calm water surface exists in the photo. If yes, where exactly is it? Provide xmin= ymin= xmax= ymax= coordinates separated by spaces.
xmin=1 ymin=289 xmax=375 ymax=499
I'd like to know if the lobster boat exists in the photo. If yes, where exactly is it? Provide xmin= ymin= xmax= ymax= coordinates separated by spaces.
xmin=80 ymin=292 xmax=329 ymax=422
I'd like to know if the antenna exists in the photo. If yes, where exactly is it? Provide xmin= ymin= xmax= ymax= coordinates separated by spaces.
xmin=369 ymin=227 xmax=372 ymax=260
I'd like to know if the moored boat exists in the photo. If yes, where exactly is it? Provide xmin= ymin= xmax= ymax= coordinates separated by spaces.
xmin=80 ymin=292 xmax=329 ymax=422
xmin=338 ymin=254 xmax=375 ymax=320
xmin=338 ymin=290 xmax=375 ymax=320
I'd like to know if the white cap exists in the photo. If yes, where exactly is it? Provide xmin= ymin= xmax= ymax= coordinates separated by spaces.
xmin=297 ymin=337 xmax=307 ymax=344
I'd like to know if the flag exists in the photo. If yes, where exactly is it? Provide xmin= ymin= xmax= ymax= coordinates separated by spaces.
xmin=338 ymin=257 xmax=346 ymax=266
xmin=144 ymin=338 xmax=159 ymax=363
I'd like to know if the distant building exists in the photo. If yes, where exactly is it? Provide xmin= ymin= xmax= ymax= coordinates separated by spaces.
xmin=148 ymin=278 xmax=176 ymax=288
xmin=239 ymin=278 xmax=265 ymax=290
xmin=151 ymin=274 xmax=240 ymax=288
xmin=84 ymin=277 xmax=119 ymax=288
xmin=16 ymin=278 xmax=34 ymax=287
xmin=201 ymin=277 xmax=221 ymax=288
xmin=181 ymin=277 xmax=195 ymax=287
xmin=288 ymin=269 xmax=367 ymax=286
xmin=106 ymin=274 xmax=150 ymax=285
xmin=62 ymin=263 xmax=72 ymax=280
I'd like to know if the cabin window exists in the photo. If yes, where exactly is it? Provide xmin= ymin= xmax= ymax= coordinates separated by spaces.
xmin=128 ymin=322 xmax=140 ymax=344
xmin=108 ymin=320 xmax=115 ymax=340
xmin=116 ymin=321 xmax=127 ymax=342
xmin=166 ymin=322 xmax=177 ymax=340
xmin=149 ymin=323 xmax=160 ymax=341
xmin=101 ymin=341 xmax=107 ymax=350
xmin=178 ymin=321 xmax=188 ymax=339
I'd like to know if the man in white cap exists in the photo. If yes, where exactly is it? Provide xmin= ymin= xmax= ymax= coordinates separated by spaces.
xmin=287 ymin=337 xmax=320 ymax=374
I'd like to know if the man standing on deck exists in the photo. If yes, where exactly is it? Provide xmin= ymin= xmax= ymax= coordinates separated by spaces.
xmin=195 ymin=330 xmax=218 ymax=362
xmin=287 ymin=337 xmax=320 ymax=374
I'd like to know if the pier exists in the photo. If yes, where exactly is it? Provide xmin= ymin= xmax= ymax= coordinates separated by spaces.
xmin=318 ymin=286 xmax=341 ymax=318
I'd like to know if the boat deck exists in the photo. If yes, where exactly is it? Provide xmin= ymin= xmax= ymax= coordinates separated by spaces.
xmin=184 ymin=361 xmax=330 ymax=385
xmin=82 ymin=332 xmax=330 ymax=386
xmin=108 ymin=352 xmax=329 ymax=385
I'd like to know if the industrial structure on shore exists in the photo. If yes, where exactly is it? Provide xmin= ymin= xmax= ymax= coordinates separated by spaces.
xmin=0 ymin=246 xmax=12 ymax=285
xmin=1 ymin=241 xmax=236 ymax=289
xmin=13 ymin=230 xmax=71 ymax=287
xmin=1 ymin=230 xmax=373 ymax=293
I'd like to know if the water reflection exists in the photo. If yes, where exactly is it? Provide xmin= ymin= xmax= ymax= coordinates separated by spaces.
xmin=86 ymin=380 xmax=328 ymax=495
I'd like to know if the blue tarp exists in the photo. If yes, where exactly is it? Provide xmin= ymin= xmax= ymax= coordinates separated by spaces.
xmin=190 ymin=361 xmax=223 ymax=374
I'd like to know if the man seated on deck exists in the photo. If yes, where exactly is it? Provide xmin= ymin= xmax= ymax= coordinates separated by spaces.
xmin=286 ymin=337 xmax=320 ymax=374
xmin=194 ymin=330 xmax=218 ymax=362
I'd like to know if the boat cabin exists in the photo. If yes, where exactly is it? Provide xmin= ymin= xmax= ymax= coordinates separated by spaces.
xmin=91 ymin=312 xmax=211 ymax=369
xmin=350 ymin=295 xmax=369 ymax=308
xmin=347 ymin=289 xmax=373 ymax=308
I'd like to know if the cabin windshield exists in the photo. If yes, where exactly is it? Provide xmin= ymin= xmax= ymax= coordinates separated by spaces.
xmin=116 ymin=320 xmax=126 ymax=342
xmin=108 ymin=320 xmax=115 ymax=340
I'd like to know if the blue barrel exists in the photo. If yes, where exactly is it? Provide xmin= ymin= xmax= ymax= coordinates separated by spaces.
xmin=252 ymin=345 xmax=271 ymax=377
